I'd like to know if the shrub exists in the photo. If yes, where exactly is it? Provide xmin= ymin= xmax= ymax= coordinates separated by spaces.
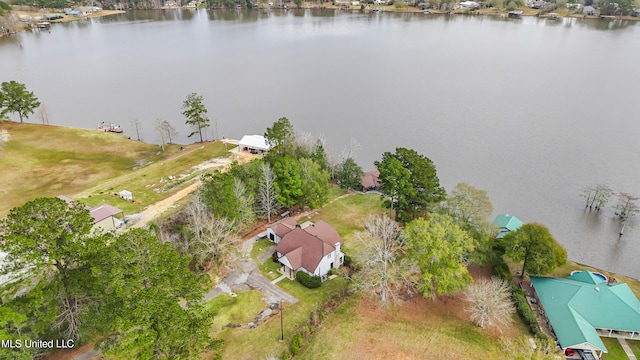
xmin=510 ymin=286 xmax=538 ymax=334
xmin=290 ymin=333 xmax=303 ymax=355
xmin=296 ymin=271 xmax=321 ymax=289
xmin=492 ymin=256 xmax=512 ymax=282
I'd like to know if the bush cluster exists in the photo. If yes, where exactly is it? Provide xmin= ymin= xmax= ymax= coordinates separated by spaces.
xmin=295 ymin=271 xmax=321 ymax=289
xmin=510 ymin=286 xmax=543 ymax=337
xmin=492 ymin=256 xmax=512 ymax=282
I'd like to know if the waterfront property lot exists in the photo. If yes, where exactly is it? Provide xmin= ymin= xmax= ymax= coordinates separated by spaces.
xmin=0 ymin=121 xmax=230 ymax=216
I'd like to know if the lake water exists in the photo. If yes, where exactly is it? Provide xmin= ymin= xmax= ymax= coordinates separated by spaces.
xmin=2 ymin=10 xmax=640 ymax=278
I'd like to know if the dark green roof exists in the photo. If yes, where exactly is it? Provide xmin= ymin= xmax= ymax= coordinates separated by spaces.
xmin=531 ymin=271 xmax=640 ymax=353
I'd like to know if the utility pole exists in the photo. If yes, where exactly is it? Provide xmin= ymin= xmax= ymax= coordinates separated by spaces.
xmin=279 ymin=300 xmax=284 ymax=342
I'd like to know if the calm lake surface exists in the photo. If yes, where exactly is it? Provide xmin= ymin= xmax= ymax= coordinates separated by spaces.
xmin=1 ymin=10 xmax=640 ymax=278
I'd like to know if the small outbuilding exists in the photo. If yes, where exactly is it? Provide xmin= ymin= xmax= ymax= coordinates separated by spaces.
xmin=119 ymin=190 xmax=133 ymax=202
xmin=238 ymin=135 xmax=271 ymax=154
xmin=583 ymin=5 xmax=596 ymax=15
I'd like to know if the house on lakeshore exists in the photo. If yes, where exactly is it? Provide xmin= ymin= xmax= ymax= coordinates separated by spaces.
xmin=360 ymin=170 xmax=380 ymax=192
xmin=530 ymin=271 xmax=640 ymax=358
xmin=267 ymin=219 xmax=344 ymax=280
xmin=493 ymin=213 xmax=523 ymax=239
xmin=583 ymin=5 xmax=597 ymax=15
xmin=238 ymin=135 xmax=271 ymax=154
xmin=57 ymin=195 xmax=125 ymax=233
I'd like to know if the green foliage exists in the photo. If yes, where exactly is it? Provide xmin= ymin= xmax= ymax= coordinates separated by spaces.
xmin=310 ymin=141 xmax=329 ymax=172
xmin=491 ymin=254 xmax=512 ymax=283
xmin=0 ymin=81 xmax=41 ymax=124
xmin=375 ymin=154 xmax=412 ymax=220
xmin=0 ymin=197 xmax=98 ymax=341
xmin=273 ymin=156 xmax=304 ymax=208
xmin=200 ymin=170 xmax=240 ymax=222
xmin=290 ymin=332 xmax=303 ymax=355
xmin=264 ymin=117 xmax=294 ymax=156
xmin=404 ymin=214 xmax=474 ymax=299
xmin=375 ymin=148 xmax=445 ymax=221
xmin=91 ymin=229 xmax=219 ymax=359
xmin=509 ymin=286 xmax=539 ymax=335
xmin=0 ymin=1 xmax=11 ymax=15
xmin=504 ymin=223 xmax=567 ymax=278
xmin=443 ymin=183 xmax=493 ymax=235
xmin=336 ymin=157 xmax=364 ymax=190
xmin=300 ymin=157 xmax=330 ymax=209
xmin=296 ymin=271 xmax=322 ymax=289
xmin=182 ymin=92 xmax=210 ymax=143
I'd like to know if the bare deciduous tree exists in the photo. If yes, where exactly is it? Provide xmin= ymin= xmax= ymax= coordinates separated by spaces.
xmin=353 ymin=214 xmax=414 ymax=309
xmin=256 ymin=163 xmax=280 ymax=223
xmin=130 ymin=118 xmax=143 ymax=141
xmin=0 ymin=129 xmax=9 ymax=157
xmin=160 ymin=119 xmax=178 ymax=144
xmin=340 ymin=137 xmax=362 ymax=161
xmin=581 ymin=184 xmax=613 ymax=211
xmin=36 ymin=104 xmax=49 ymax=125
xmin=464 ymin=277 xmax=514 ymax=331
xmin=182 ymin=195 xmax=239 ymax=271
xmin=615 ymin=192 xmax=639 ymax=222
xmin=154 ymin=119 xmax=168 ymax=151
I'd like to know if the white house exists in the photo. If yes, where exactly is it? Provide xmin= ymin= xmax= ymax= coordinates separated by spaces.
xmin=272 ymin=220 xmax=344 ymax=280
xmin=265 ymin=217 xmax=297 ymax=244
xmin=238 ymin=135 xmax=271 ymax=154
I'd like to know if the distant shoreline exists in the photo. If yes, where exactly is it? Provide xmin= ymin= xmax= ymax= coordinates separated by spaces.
xmin=4 ymin=4 xmax=640 ymax=30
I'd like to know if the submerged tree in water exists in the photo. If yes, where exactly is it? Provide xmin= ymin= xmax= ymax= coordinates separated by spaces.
xmin=614 ymin=192 xmax=640 ymax=222
xmin=581 ymin=184 xmax=613 ymax=211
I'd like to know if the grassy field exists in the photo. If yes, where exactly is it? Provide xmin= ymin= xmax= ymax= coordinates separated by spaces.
xmin=296 ymin=295 xmax=520 ymax=360
xmin=0 ymin=122 xmax=230 ymax=216
xmin=209 ymin=277 xmax=350 ymax=360
xmin=310 ymin=191 xmax=386 ymax=245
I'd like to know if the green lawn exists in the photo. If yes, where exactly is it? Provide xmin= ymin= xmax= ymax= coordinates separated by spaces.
xmin=311 ymin=192 xmax=386 ymax=245
xmin=212 ymin=276 xmax=350 ymax=360
xmin=251 ymin=238 xmax=280 ymax=281
xmin=297 ymin=294 xmax=513 ymax=360
xmin=627 ymin=339 xmax=640 ymax=358
xmin=207 ymin=290 xmax=266 ymax=332
xmin=602 ymin=337 xmax=627 ymax=360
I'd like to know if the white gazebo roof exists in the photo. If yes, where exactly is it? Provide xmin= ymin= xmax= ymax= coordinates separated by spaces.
xmin=238 ymin=135 xmax=271 ymax=151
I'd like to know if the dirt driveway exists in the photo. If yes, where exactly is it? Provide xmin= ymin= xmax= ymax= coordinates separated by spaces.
xmin=130 ymin=145 xmax=259 ymax=228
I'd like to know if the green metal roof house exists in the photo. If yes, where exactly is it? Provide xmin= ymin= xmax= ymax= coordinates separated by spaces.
xmin=493 ymin=213 xmax=523 ymax=238
xmin=530 ymin=271 xmax=640 ymax=357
